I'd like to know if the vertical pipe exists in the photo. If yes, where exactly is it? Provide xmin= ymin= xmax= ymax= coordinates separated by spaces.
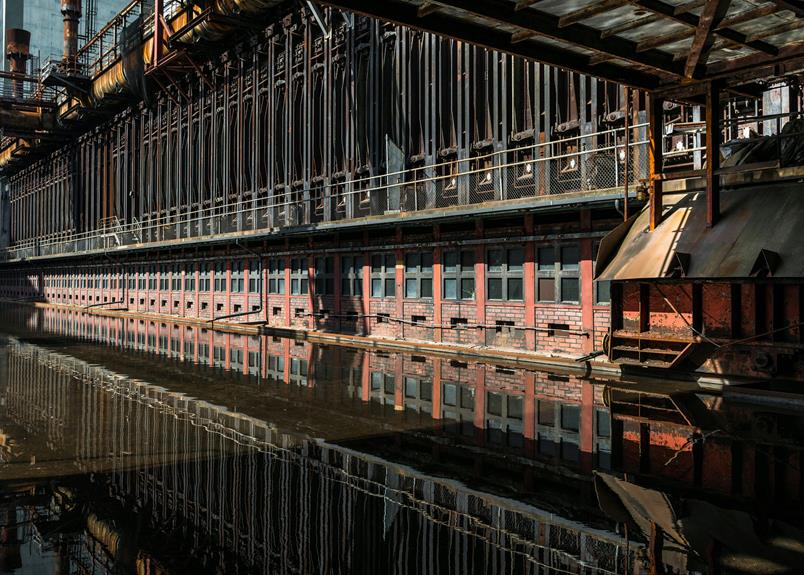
xmin=648 ymin=94 xmax=664 ymax=231
xmin=706 ymin=80 xmax=721 ymax=228
xmin=60 ymin=0 xmax=82 ymax=70
xmin=5 ymin=29 xmax=30 ymax=99
xmin=623 ymin=86 xmax=631 ymax=221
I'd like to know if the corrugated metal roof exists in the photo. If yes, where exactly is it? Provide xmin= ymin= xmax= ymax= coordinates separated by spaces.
xmin=596 ymin=184 xmax=804 ymax=280
xmin=320 ymin=0 xmax=804 ymax=96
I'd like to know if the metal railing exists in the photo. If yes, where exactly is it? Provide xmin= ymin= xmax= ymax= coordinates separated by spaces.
xmin=3 ymin=124 xmax=649 ymax=260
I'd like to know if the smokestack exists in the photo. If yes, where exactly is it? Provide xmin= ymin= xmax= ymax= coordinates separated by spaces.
xmin=5 ymin=29 xmax=30 ymax=99
xmin=60 ymin=0 xmax=82 ymax=70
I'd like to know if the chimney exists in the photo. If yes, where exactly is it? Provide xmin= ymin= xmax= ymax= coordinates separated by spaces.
xmin=5 ymin=29 xmax=30 ymax=99
xmin=60 ymin=0 xmax=82 ymax=70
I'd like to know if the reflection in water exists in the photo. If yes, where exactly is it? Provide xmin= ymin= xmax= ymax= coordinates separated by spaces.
xmin=0 ymin=304 xmax=802 ymax=574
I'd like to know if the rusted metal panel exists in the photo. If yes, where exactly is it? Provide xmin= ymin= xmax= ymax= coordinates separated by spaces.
xmin=597 ymin=185 xmax=804 ymax=280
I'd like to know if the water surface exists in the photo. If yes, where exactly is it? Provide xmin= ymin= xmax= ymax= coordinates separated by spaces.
xmin=0 ymin=304 xmax=801 ymax=574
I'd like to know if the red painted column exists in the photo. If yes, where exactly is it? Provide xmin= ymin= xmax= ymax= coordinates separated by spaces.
xmin=283 ymin=248 xmax=291 ymax=327
xmin=244 ymin=259 xmax=251 ymax=320
xmin=225 ymin=334 xmax=231 ymax=371
xmin=225 ymin=258 xmax=232 ymax=317
xmin=180 ymin=268 xmax=186 ymax=318
xmin=362 ymin=232 xmax=371 ymax=336
xmin=580 ymin=382 xmax=595 ymax=473
xmin=261 ymin=334 xmax=268 ymax=379
xmin=194 ymin=261 xmax=200 ymax=319
xmin=361 ymin=353 xmax=370 ymax=402
xmin=307 ymin=250 xmax=315 ymax=330
xmin=523 ymin=372 xmax=536 ymax=457
xmin=524 ymin=215 xmax=536 ymax=350
xmin=395 ymin=227 xmax=404 ymax=339
xmin=580 ymin=209 xmax=594 ymax=354
xmin=474 ymin=365 xmax=486 ymax=446
xmin=474 ymin=221 xmax=486 ymax=346
xmin=262 ymin=248 xmax=269 ymax=323
xmin=394 ymin=355 xmax=404 ymax=411
xmin=433 ymin=224 xmax=443 ymax=344
xmin=432 ymin=359 xmax=442 ymax=420
xmin=283 ymin=338 xmax=290 ymax=384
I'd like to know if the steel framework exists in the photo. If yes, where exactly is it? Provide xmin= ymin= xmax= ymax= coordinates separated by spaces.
xmin=3 ymin=6 xmax=642 ymax=257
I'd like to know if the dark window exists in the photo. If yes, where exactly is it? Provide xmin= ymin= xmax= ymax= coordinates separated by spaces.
xmin=248 ymin=259 xmax=263 ymax=294
xmin=404 ymin=251 xmax=433 ymax=298
xmin=171 ymin=265 xmax=181 ymax=291
xmin=561 ymin=404 xmax=580 ymax=432
xmin=487 ymin=392 xmax=503 ymax=416
xmin=231 ymin=261 xmax=245 ymax=293
xmin=341 ymin=255 xmax=363 ymax=296
xmin=290 ymin=258 xmax=308 ymax=295
xmin=596 ymin=409 xmax=611 ymax=437
xmin=486 ymin=247 xmax=524 ymax=301
xmin=214 ymin=262 xmax=226 ymax=292
xmin=267 ymin=258 xmax=285 ymax=295
xmin=199 ymin=263 xmax=211 ymax=292
xmin=593 ymin=242 xmax=610 ymax=304
xmin=370 ymin=253 xmax=396 ymax=298
xmin=184 ymin=264 xmax=195 ymax=292
xmin=314 ymin=256 xmax=335 ymax=295
xmin=537 ymin=400 xmax=555 ymax=426
xmin=537 ymin=244 xmax=580 ymax=303
xmin=442 ymin=250 xmax=475 ymax=300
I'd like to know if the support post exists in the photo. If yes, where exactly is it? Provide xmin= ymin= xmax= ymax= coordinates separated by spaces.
xmin=706 ymin=80 xmax=721 ymax=227
xmin=648 ymin=94 xmax=664 ymax=231
xmin=623 ymin=86 xmax=631 ymax=221
xmin=152 ymin=0 xmax=163 ymax=69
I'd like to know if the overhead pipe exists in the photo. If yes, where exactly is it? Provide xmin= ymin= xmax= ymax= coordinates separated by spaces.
xmin=5 ymin=29 xmax=30 ymax=99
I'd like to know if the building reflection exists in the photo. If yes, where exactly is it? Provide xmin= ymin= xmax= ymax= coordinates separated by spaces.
xmin=0 ymin=305 xmax=801 ymax=573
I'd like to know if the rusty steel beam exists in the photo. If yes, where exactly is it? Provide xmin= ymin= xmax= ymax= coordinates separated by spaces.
xmin=684 ymin=0 xmax=731 ymax=79
xmin=631 ymin=0 xmax=779 ymax=55
xmin=768 ymin=0 xmax=804 ymax=17
xmin=705 ymin=80 xmax=721 ymax=228
xmin=558 ymin=0 xmax=630 ymax=28
xmin=648 ymin=93 xmax=664 ymax=231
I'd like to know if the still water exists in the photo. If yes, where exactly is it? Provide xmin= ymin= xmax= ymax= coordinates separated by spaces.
xmin=0 ymin=304 xmax=801 ymax=574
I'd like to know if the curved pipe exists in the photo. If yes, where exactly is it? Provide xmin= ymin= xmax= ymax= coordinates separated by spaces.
xmin=1 ymin=0 xmax=287 ymax=167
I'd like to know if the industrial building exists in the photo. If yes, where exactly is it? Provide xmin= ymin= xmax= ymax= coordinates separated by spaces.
xmin=0 ymin=0 xmax=131 ymax=74
xmin=0 ymin=0 xmax=803 ymax=385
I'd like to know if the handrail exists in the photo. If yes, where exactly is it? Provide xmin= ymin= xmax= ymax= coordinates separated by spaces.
xmin=4 ymin=128 xmax=650 ymax=256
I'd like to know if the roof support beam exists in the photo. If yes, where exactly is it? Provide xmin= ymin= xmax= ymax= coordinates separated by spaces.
xmin=317 ymin=0 xmax=661 ymax=88
xmin=514 ymin=0 xmax=543 ymax=10
xmin=429 ymin=0 xmax=685 ymax=77
xmin=600 ymin=14 xmax=660 ymax=38
xmin=706 ymin=80 xmax=721 ymax=227
xmin=745 ymin=18 xmax=804 ymax=42
xmin=685 ymin=0 xmax=731 ymax=78
xmin=674 ymin=0 xmax=706 ymax=15
xmin=631 ymin=0 xmax=779 ymax=55
xmin=717 ymin=5 xmax=779 ymax=28
xmin=768 ymin=1 xmax=804 ymax=17
xmin=558 ymin=0 xmax=629 ymax=28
